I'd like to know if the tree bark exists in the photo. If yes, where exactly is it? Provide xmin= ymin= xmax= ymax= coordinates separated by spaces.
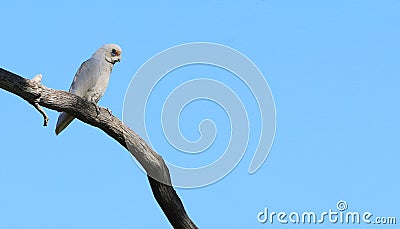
xmin=0 ymin=68 xmax=198 ymax=229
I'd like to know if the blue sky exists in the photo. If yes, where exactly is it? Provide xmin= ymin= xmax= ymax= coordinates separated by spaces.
xmin=1 ymin=0 xmax=399 ymax=228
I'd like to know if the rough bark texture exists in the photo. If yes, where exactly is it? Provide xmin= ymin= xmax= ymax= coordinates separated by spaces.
xmin=0 ymin=68 xmax=198 ymax=229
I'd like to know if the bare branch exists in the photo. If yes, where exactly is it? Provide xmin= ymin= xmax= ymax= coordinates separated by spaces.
xmin=0 ymin=68 xmax=198 ymax=229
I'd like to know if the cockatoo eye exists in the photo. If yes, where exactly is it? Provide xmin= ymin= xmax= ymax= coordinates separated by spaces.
xmin=111 ymin=49 xmax=118 ymax=56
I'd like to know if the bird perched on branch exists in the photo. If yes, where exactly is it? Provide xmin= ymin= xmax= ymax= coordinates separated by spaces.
xmin=55 ymin=44 xmax=122 ymax=135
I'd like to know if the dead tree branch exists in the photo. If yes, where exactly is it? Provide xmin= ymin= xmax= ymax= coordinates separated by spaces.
xmin=0 ymin=68 xmax=198 ymax=229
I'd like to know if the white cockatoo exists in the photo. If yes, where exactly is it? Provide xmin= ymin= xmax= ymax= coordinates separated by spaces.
xmin=55 ymin=44 xmax=122 ymax=135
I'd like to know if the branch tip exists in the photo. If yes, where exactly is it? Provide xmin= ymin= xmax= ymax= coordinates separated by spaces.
xmin=30 ymin=101 xmax=49 ymax=126
xmin=31 ymin=74 xmax=42 ymax=83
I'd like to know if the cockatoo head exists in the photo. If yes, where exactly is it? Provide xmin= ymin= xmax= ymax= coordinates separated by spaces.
xmin=102 ymin=43 xmax=122 ymax=64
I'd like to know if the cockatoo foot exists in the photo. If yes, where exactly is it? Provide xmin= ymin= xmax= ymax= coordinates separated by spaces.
xmin=93 ymin=103 xmax=100 ymax=117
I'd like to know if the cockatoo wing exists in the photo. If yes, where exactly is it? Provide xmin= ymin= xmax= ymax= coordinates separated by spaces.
xmin=69 ymin=58 xmax=100 ymax=96
xmin=55 ymin=58 xmax=100 ymax=135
